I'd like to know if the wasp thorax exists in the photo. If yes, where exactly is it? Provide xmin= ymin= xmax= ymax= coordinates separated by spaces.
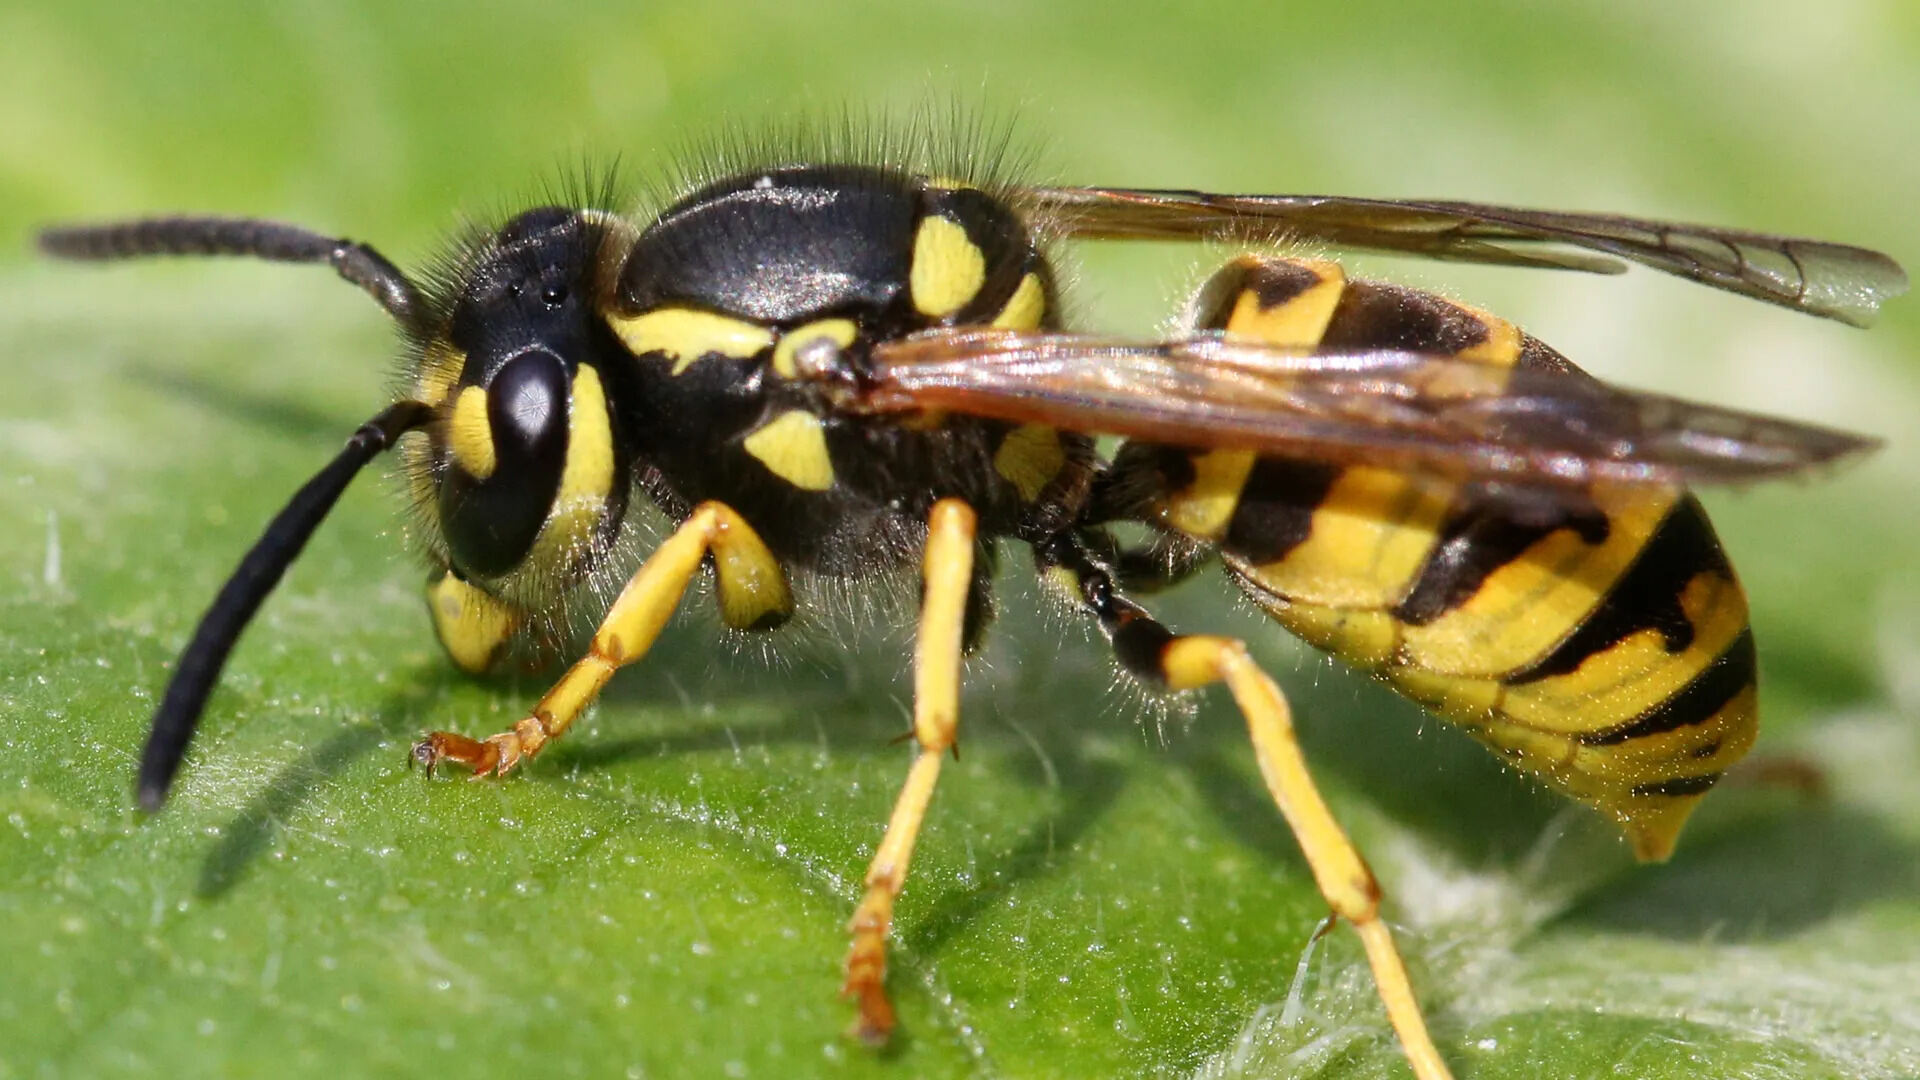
xmin=432 ymin=207 xmax=630 ymax=589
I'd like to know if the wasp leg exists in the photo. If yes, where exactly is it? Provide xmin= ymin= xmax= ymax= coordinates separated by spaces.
xmin=412 ymin=501 xmax=788 ymax=777
xmin=1077 ymin=526 xmax=1214 ymax=594
xmin=1037 ymin=535 xmax=1455 ymax=1080
xmin=841 ymin=498 xmax=976 ymax=1043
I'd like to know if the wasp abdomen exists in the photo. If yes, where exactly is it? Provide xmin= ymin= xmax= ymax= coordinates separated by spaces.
xmin=1152 ymin=255 xmax=1758 ymax=859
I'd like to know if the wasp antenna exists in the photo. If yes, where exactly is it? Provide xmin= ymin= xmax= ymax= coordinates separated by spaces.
xmin=37 ymin=216 xmax=424 ymax=331
xmin=136 ymin=400 xmax=433 ymax=811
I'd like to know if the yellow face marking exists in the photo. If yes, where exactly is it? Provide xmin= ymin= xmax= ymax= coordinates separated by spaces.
xmin=742 ymin=409 xmax=836 ymax=491
xmin=427 ymin=571 xmax=521 ymax=674
xmin=1225 ymin=260 xmax=1347 ymax=346
xmin=448 ymin=386 xmax=497 ymax=480
xmin=608 ymin=306 xmax=774 ymax=375
xmin=525 ymin=365 xmax=618 ymax=573
xmin=990 ymin=272 xmax=1047 ymax=330
xmin=415 ymin=341 xmax=465 ymax=408
xmin=993 ymin=423 xmax=1066 ymax=501
xmin=557 ymin=365 xmax=615 ymax=506
xmin=910 ymin=216 xmax=986 ymax=318
xmin=402 ymin=433 xmax=438 ymax=518
xmin=1163 ymin=449 xmax=1257 ymax=540
xmin=1399 ymin=484 xmax=1680 ymax=677
xmin=770 ymin=318 xmax=858 ymax=379
xmin=1238 ymin=466 xmax=1456 ymax=608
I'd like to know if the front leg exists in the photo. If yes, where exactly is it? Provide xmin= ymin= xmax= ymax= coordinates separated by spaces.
xmin=412 ymin=500 xmax=790 ymax=776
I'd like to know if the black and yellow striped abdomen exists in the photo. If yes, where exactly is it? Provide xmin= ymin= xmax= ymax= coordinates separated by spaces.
xmin=1154 ymin=256 xmax=1757 ymax=860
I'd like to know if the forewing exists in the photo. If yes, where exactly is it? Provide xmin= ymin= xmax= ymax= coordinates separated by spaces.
xmin=1023 ymin=188 xmax=1908 ymax=327
xmin=865 ymin=330 xmax=1878 ymax=490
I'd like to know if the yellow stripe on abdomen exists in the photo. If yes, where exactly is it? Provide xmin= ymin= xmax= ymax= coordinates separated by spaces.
xmin=1158 ymin=255 xmax=1760 ymax=862
xmin=1232 ymin=465 xmax=1455 ymax=608
xmin=1394 ymin=483 xmax=1678 ymax=677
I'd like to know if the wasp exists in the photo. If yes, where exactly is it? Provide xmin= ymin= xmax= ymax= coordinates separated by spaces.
xmin=39 ymin=136 xmax=1905 ymax=1079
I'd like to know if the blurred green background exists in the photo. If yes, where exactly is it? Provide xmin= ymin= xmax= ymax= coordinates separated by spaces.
xmin=3 ymin=1 xmax=1918 ymax=1077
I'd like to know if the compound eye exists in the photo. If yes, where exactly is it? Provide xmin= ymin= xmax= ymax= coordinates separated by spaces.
xmin=438 ymin=349 xmax=571 ymax=579
xmin=490 ymin=349 xmax=568 ymax=461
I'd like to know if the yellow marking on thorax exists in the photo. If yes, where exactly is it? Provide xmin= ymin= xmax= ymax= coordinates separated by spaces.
xmin=448 ymin=386 xmax=496 ymax=479
xmin=771 ymin=318 xmax=858 ymax=379
xmin=1398 ymin=484 xmax=1681 ymax=677
xmin=991 ymin=272 xmax=1047 ymax=330
xmin=742 ymin=409 xmax=836 ymax=491
xmin=910 ymin=216 xmax=986 ymax=318
xmin=1226 ymin=259 xmax=1347 ymax=346
xmin=608 ymin=306 xmax=774 ymax=375
xmin=1163 ymin=449 xmax=1257 ymax=539
xmin=525 ymin=365 xmax=618 ymax=574
xmin=1240 ymin=466 xmax=1457 ymax=608
xmin=897 ymin=409 xmax=949 ymax=431
xmin=428 ymin=571 xmax=521 ymax=674
xmin=994 ymin=423 xmax=1066 ymax=501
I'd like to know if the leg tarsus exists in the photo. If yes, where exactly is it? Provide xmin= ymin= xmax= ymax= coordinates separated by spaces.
xmin=842 ymin=892 xmax=900 ymax=1043
xmin=411 ymin=715 xmax=549 ymax=779
xmin=411 ymin=731 xmax=497 ymax=776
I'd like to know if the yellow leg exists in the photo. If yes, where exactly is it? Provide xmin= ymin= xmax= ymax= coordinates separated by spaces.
xmin=841 ymin=498 xmax=976 ymax=1043
xmin=411 ymin=501 xmax=787 ymax=776
xmin=1163 ymin=636 xmax=1454 ymax=1080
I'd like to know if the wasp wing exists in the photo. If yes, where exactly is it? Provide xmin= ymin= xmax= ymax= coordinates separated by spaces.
xmin=1022 ymin=188 xmax=1908 ymax=328
xmin=865 ymin=330 xmax=1877 ymax=491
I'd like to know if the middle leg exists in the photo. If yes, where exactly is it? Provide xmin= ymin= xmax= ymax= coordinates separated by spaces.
xmin=842 ymin=497 xmax=977 ymax=1042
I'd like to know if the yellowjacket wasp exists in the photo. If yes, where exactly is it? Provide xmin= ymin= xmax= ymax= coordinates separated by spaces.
xmin=41 ymin=136 xmax=1904 ymax=1079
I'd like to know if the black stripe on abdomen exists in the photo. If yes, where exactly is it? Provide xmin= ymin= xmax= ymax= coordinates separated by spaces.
xmin=1576 ymin=629 xmax=1756 ymax=746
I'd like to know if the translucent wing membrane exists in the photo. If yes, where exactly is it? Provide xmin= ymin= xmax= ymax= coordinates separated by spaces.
xmin=865 ymin=330 xmax=1878 ymax=490
xmin=1023 ymin=188 xmax=1909 ymax=327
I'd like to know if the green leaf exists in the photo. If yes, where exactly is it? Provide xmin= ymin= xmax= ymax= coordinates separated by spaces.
xmin=5 ymin=3 xmax=1920 ymax=1078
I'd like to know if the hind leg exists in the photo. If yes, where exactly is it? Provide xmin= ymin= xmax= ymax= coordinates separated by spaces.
xmin=1036 ymin=534 xmax=1455 ymax=1080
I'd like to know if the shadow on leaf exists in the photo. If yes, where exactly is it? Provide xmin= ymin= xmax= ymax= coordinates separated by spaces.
xmin=195 ymin=661 xmax=472 ymax=898
xmin=1551 ymin=795 xmax=1920 ymax=941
